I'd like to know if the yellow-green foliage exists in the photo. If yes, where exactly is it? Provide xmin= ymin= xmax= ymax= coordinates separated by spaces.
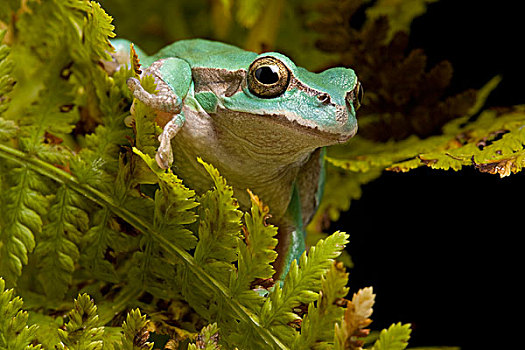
xmin=0 ymin=0 xmax=519 ymax=348
xmin=0 ymin=278 xmax=40 ymax=350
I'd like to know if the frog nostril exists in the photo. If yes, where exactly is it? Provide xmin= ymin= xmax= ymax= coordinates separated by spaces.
xmin=317 ymin=93 xmax=330 ymax=105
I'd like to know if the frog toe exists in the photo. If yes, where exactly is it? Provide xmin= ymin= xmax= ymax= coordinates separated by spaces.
xmin=155 ymin=148 xmax=172 ymax=169
xmin=127 ymin=76 xmax=182 ymax=114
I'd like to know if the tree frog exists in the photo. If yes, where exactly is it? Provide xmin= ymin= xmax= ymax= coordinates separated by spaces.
xmin=110 ymin=39 xmax=362 ymax=280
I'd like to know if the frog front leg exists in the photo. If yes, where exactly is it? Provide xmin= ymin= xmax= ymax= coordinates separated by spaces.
xmin=127 ymin=57 xmax=192 ymax=169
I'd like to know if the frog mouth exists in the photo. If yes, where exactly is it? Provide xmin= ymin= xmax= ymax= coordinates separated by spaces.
xmin=214 ymin=106 xmax=357 ymax=147
xmin=267 ymin=111 xmax=358 ymax=144
xmin=274 ymin=115 xmax=357 ymax=144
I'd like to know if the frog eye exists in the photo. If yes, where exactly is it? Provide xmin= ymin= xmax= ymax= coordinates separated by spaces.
xmin=346 ymin=80 xmax=363 ymax=111
xmin=248 ymin=56 xmax=290 ymax=98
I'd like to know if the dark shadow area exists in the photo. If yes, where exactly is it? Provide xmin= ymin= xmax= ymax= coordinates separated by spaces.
xmin=335 ymin=2 xmax=522 ymax=348
xmin=337 ymin=167 xmax=521 ymax=348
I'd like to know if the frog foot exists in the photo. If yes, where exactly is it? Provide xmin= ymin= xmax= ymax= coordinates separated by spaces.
xmin=127 ymin=71 xmax=185 ymax=169
xmin=155 ymin=143 xmax=172 ymax=170
xmin=155 ymin=113 xmax=185 ymax=169
xmin=127 ymin=77 xmax=182 ymax=114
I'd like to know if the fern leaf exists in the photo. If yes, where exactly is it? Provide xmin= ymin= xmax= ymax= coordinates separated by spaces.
xmin=325 ymin=77 xmax=509 ymax=177
xmin=135 ymin=149 xmax=199 ymax=250
xmin=0 ymin=117 xmax=17 ymax=140
xmin=73 ymin=64 xmax=133 ymax=188
xmin=128 ymin=150 xmax=198 ymax=298
xmin=34 ymin=185 xmax=89 ymax=299
xmin=132 ymin=74 xmax=163 ymax=158
xmin=81 ymin=209 xmax=122 ymax=283
xmin=0 ymin=164 xmax=50 ymax=286
xmin=74 ymin=157 xmax=140 ymax=285
xmin=117 ymin=308 xmax=153 ymax=350
xmin=194 ymin=158 xmax=243 ymax=281
xmin=81 ymin=158 xmax=141 ymax=283
xmin=71 ymin=1 xmax=131 ymax=177
xmin=165 ymin=158 xmax=244 ymax=322
xmin=0 ymin=30 xmax=14 ymax=117
xmin=293 ymin=261 xmax=349 ymax=349
xmin=1 ymin=2 xmax=88 ymax=172
xmin=28 ymin=313 xmax=63 ymax=349
xmin=191 ymin=324 xmax=221 ymax=350
xmin=0 ymin=278 xmax=41 ymax=350
xmin=79 ymin=1 xmax=116 ymax=63
xmin=335 ymin=287 xmax=375 ymax=350
xmin=6 ymin=25 xmax=78 ymax=152
xmin=78 ymin=88 xmax=132 ymax=178
xmin=57 ymin=294 xmax=105 ymax=350
xmin=371 ymin=323 xmax=412 ymax=350
xmin=260 ymin=231 xmax=349 ymax=344
xmin=5 ymin=0 xmax=124 ymax=169
xmin=188 ymin=323 xmax=221 ymax=350
xmin=231 ymin=190 xmax=278 ymax=309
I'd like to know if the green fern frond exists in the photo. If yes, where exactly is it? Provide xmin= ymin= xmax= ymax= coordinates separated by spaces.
xmin=11 ymin=59 xmax=78 ymax=161
xmin=6 ymin=0 xmax=125 ymax=170
xmin=0 ymin=30 xmax=14 ymax=116
xmin=57 ymin=294 xmax=105 ymax=350
xmin=127 ymin=150 xmax=198 ymax=298
xmin=0 ymin=118 xmax=17 ymax=141
xmin=72 ymin=68 xmax=133 ymax=191
xmin=260 ymin=231 xmax=349 ymax=344
xmin=81 ymin=158 xmax=141 ymax=283
xmin=118 ymin=309 xmax=153 ymax=350
xmin=194 ymin=158 xmax=243 ymax=281
xmin=0 ymin=164 xmax=50 ymax=286
xmin=70 ymin=1 xmax=130 ymax=175
xmin=78 ymin=76 xmax=132 ymax=176
xmin=132 ymin=74 xmax=162 ymax=158
xmin=73 ymin=158 xmax=138 ymax=287
xmin=135 ymin=149 xmax=199 ymax=250
xmin=78 ymin=1 xmax=116 ymax=63
xmin=293 ymin=261 xmax=349 ymax=349
xmin=0 ymin=278 xmax=41 ymax=350
xmin=34 ymin=185 xmax=89 ymax=299
xmin=27 ymin=313 xmax=63 ymax=349
xmin=371 ymin=323 xmax=412 ymax=350
xmin=231 ymin=190 xmax=278 ymax=309
xmin=5 ymin=2 xmax=81 ymax=151
xmin=81 ymin=208 xmax=124 ymax=283
xmin=188 ymin=323 xmax=221 ymax=350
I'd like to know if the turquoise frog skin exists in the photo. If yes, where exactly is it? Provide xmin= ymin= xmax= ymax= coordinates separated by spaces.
xmin=110 ymin=39 xmax=362 ymax=279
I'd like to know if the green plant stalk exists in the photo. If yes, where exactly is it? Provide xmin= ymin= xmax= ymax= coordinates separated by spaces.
xmin=0 ymin=143 xmax=287 ymax=349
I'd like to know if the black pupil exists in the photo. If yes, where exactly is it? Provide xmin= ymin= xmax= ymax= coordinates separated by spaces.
xmin=255 ymin=65 xmax=280 ymax=84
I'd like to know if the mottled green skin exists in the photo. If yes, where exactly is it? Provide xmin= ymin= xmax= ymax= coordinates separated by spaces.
xmin=112 ymin=38 xmax=359 ymax=279
xmin=146 ymin=39 xmax=257 ymax=70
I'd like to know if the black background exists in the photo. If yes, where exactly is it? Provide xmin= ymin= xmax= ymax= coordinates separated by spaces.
xmin=336 ymin=1 xmax=522 ymax=349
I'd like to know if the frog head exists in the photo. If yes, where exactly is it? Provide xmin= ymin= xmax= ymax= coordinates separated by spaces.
xmin=205 ymin=52 xmax=362 ymax=148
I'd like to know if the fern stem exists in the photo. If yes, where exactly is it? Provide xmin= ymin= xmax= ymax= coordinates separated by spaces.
xmin=0 ymin=143 xmax=287 ymax=349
